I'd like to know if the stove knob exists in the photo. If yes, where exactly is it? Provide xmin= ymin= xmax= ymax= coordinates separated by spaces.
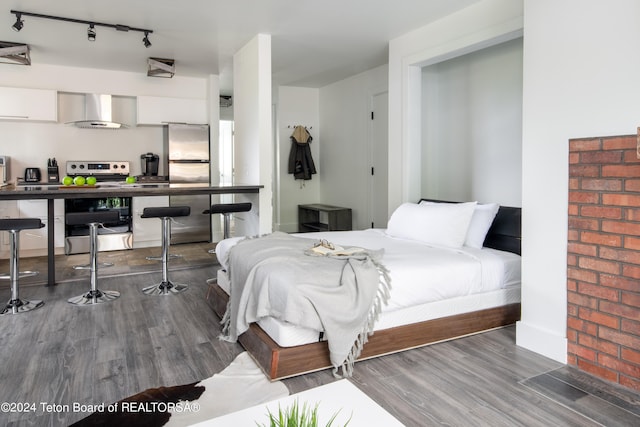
xmin=70 ymin=164 xmax=77 ymax=169
xmin=79 ymin=164 xmax=85 ymax=169
xmin=121 ymin=164 xmax=126 ymax=169
xmin=113 ymin=164 xmax=118 ymax=169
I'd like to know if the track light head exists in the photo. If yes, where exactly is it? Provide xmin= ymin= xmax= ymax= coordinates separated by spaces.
xmin=142 ymin=31 xmax=151 ymax=48
xmin=12 ymin=13 xmax=23 ymax=32
xmin=87 ymin=24 xmax=96 ymax=42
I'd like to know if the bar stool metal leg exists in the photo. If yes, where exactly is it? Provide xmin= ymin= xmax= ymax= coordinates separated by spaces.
xmin=206 ymin=213 xmax=230 ymax=253
xmin=68 ymin=223 xmax=120 ymax=305
xmin=142 ymin=217 xmax=188 ymax=295
xmin=1 ymin=230 xmax=43 ymax=315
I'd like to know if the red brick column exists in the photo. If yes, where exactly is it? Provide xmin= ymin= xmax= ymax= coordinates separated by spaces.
xmin=568 ymin=134 xmax=640 ymax=392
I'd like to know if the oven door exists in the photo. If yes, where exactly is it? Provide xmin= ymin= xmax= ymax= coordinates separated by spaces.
xmin=64 ymin=197 xmax=133 ymax=255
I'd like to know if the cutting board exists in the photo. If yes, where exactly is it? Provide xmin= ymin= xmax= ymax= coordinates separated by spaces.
xmin=59 ymin=185 xmax=100 ymax=189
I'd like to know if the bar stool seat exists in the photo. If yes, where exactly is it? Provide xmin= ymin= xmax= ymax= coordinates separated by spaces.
xmin=0 ymin=218 xmax=45 ymax=315
xmin=66 ymin=211 xmax=121 ymax=305
xmin=140 ymin=206 xmax=190 ymax=296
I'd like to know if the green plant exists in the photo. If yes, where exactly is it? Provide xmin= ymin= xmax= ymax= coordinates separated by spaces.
xmin=256 ymin=399 xmax=351 ymax=427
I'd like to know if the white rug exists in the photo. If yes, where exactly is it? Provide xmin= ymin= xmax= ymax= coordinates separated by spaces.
xmin=72 ymin=352 xmax=289 ymax=427
xmin=165 ymin=352 xmax=289 ymax=426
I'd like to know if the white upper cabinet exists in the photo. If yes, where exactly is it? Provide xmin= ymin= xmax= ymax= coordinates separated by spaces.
xmin=0 ymin=87 xmax=58 ymax=122
xmin=136 ymin=96 xmax=207 ymax=125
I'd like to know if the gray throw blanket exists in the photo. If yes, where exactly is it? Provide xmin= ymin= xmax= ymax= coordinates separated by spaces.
xmin=220 ymin=232 xmax=391 ymax=377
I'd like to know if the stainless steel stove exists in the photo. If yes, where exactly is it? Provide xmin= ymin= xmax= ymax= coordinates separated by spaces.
xmin=66 ymin=160 xmax=130 ymax=181
xmin=64 ymin=160 xmax=133 ymax=255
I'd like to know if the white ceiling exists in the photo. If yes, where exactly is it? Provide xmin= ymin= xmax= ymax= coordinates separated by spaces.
xmin=1 ymin=0 xmax=478 ymax=92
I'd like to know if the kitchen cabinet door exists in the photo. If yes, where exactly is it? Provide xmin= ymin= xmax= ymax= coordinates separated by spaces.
xmin=136 ymin=96 xmax=207 ymax=125
xmin=15 ymin=200 xmax=64 ymax=255
xmin=132 ymin=196 xmax=169 ymax=248
xmin=0 ymin=87 xmax=58 ymax=122
xmin=17 ymin=199 xmax=63 ymax=218
xmin=0 ymin=200 xmax=18 ymax=256
xmin=18 ymin=217 xmax=64 ymax=253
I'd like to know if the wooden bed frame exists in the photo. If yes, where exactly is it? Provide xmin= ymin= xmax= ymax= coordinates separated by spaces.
xmin=211 ymin=201 xmax=522 ymax=380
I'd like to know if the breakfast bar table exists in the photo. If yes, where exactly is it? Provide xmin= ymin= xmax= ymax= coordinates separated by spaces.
xmin=0 ymin=182 xmax=263 ymax=286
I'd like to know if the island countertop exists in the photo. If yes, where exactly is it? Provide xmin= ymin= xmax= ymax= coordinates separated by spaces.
xmin=0 ymin=182 xmax=263 ymax=200
xmin=0 ymin=182 xmax=263 ymax=286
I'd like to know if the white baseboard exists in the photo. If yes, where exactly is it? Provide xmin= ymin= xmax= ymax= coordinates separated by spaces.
xmin=274 ymin=222 xmax=299 ymax=234
xmin=516 ymin=320 xmax=567 ymax=364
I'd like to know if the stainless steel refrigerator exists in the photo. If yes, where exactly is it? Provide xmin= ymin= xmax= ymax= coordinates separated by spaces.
xmin=164 ymin=123 xmax=211 ymax=244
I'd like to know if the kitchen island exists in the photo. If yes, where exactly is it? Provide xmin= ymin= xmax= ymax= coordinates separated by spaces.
xmin=0 ymin=182 xmax=263 ymax=286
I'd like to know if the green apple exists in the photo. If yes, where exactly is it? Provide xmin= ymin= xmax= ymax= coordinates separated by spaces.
xmin=86 ymin=176 xmax=97 ymax=186
xmin=125 ymin=176 xmax=136 ymax=184
xmin=73 ymin=176 xmax=86 ymax=186
xmin=62 ymin=176 xmax=73 ymax=186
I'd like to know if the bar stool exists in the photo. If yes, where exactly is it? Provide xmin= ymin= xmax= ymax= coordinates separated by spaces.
xmin=204 ymin=202 xmax=252 ymax=240
xmin=66 ymin=211 xmax=121 ymax=305
xmin=203 ymin=203 xmax=251 ymax=295
xmin=140 ymin=206 xmax=190 ymax=295
xmin=0 ymin=218 xmax=45 ymax=315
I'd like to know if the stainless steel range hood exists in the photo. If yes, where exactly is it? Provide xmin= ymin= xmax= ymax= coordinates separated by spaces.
xmin=68 ymin=94 xmax=126 ymax=129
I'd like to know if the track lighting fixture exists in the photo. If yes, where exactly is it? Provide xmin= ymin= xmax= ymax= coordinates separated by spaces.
xmin=12 ymin=13 xmax=23 ymax=32
xmin=147 ymin=57 xmax=174 ymax=78
xmin=143 ymin=31 xmax=151 ymax=48
xmin=87 ymin=24 xmax=96 ymax=42
xmin=0 ymin=41 xmax=30 ymax=65
xmin=9 ymin=10 xmax=153 ymax=47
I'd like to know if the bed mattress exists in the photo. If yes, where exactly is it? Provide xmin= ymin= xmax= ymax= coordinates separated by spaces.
xmin=215 ymin=229 xmax=521 ymax=348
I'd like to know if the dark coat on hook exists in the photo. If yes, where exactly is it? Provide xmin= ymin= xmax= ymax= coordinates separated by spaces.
xmin=288 ymin=126 xmax=316 ymax=180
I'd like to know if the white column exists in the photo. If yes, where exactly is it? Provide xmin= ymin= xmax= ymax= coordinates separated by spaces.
xmin=233 ymin=34 xmax=273 ymax=236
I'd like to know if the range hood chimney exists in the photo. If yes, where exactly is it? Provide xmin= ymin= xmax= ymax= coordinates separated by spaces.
xmin=69 ymin=94 xmax=126 ymax=129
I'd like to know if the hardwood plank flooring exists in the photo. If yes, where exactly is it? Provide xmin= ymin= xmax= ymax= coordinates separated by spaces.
xmin=0 ymin=246 xmax=637 ymax=426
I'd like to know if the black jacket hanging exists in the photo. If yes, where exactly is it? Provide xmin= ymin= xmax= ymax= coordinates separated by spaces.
xmin=288 ymin=126 xmax=316 ymax=180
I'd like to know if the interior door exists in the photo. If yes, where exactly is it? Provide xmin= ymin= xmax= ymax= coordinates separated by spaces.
xmin=370 ymin=91 xmax=389 ymax=228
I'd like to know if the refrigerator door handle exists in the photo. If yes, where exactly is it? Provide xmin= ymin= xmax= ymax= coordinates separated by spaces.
xmin=168 ymin=159 xmax=209 ymax=163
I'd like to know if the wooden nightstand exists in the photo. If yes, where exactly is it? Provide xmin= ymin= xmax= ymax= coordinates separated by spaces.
xmin=298 ymin=204 xmax=352 ymax=233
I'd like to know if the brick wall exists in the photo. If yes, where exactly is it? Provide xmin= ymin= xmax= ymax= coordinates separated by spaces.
xmin=568 ymin=134 xmax=640 ymax=392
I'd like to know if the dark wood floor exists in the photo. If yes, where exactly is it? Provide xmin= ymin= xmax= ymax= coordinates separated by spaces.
xmin=0 ymin=246 xmax=638 ymax=426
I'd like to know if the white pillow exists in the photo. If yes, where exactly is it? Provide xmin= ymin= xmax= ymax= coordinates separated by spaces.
xmin=419 ymin=201 xmax=500 ymax=248
xmin=387 ymin=201 xmax=477 ymax=248
xmin=465 ymin=203 xmax=500 ymax=248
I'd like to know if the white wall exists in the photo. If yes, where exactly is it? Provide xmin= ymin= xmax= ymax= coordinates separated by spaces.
xmin=388 ymin=0 xmax=523 ymax=215
xmin=421 ymin=37 xmax=522 ymax=206
xmin=318 ymin=65 xmax=388 ymax=229
xmin=0 ymin=94 xmax=161 ymax=180
xmin=276 ymin=86 xmax=320 ymax=232
xmin=390 ymin=0 xmax=640 ymax=365
xmin=0 ymin=63 xmax=209 ymax=181
xmin=518 ymin=0 xmax=640 ymax=362
xmin=0 ymin=63 xmax=207 ymax=98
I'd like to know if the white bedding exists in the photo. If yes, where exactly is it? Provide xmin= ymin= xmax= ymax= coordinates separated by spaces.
xmin=215 ymin=229 xmax=521 ymax=347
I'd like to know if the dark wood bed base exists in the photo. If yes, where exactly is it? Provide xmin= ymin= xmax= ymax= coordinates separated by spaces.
xmin=213 ymin=201 xmax=522 ymax=380
xmin=211 ymin=283 xmax=520 ymax=380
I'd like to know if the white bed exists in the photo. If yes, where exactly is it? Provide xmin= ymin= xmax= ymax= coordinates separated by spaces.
xmin=215 ymin=229 xmax=521 ymax=348
xmin=209 ymin=200 xmax=522 ymax=379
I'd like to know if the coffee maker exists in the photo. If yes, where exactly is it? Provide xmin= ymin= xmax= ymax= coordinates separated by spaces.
xmin=140 ymin=153 xmax=159 ymax=176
